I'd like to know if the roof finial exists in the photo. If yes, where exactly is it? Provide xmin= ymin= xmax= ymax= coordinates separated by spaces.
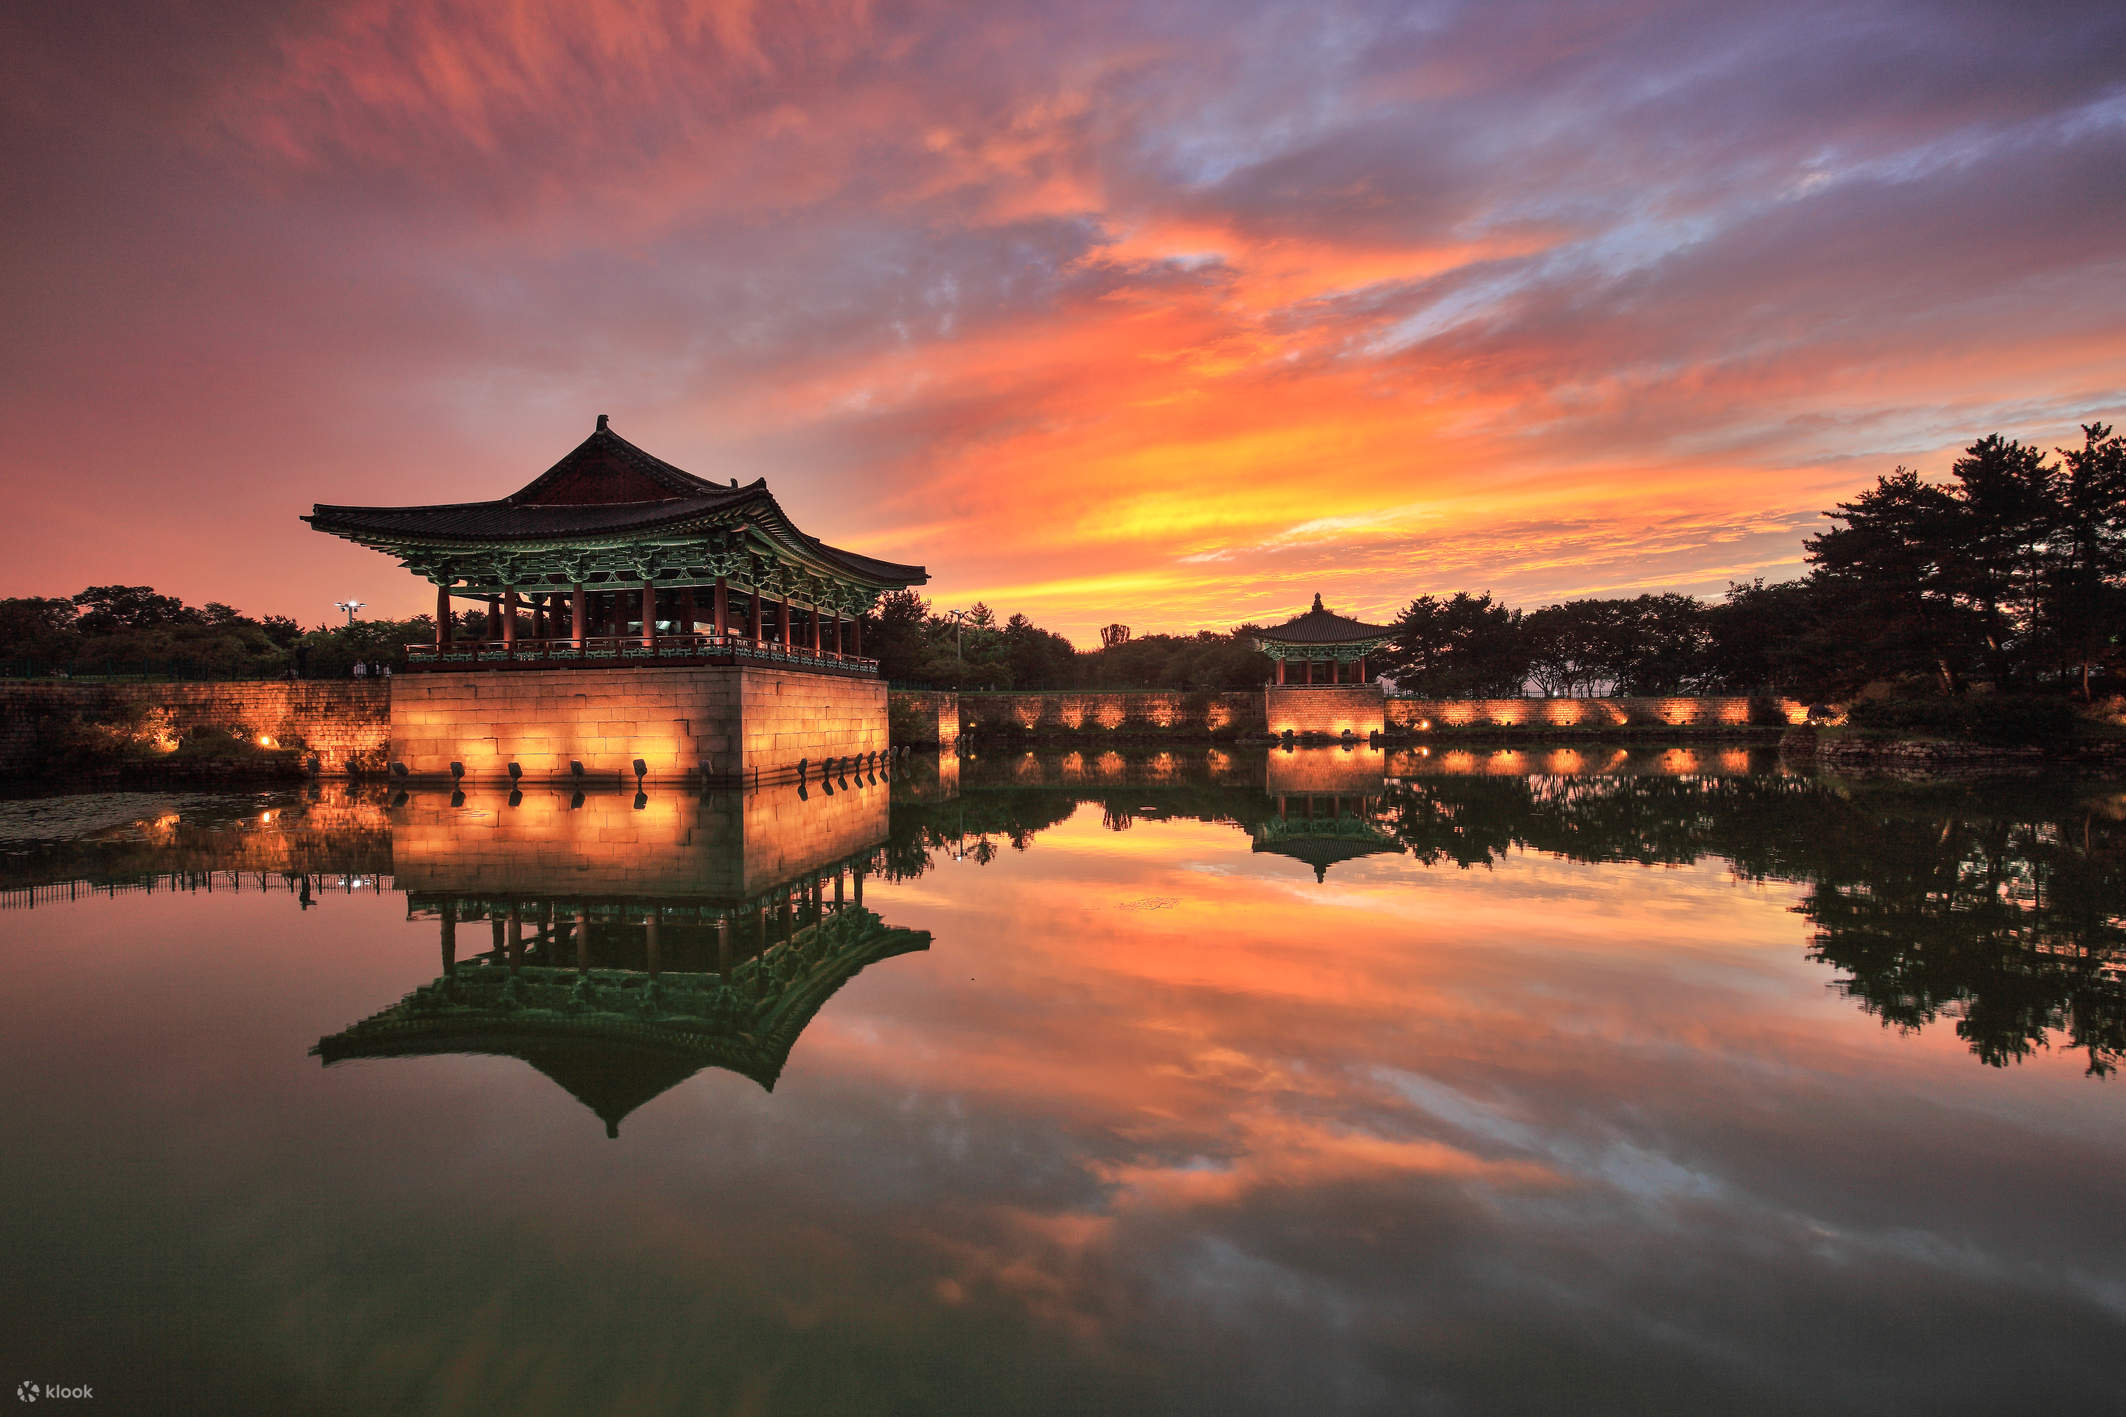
xmin=596 ymin=413 xmax=609 ymax=432
xmin=1312 ymin=592 xmax=1324 ymax=612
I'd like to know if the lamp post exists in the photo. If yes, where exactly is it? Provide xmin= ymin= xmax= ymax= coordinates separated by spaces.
xmin=333 ymin=600 xmax=365 ymax=627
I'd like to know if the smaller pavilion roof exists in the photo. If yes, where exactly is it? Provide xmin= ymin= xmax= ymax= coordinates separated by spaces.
xmin=1255 ymin=594 xmax=1394 ymax=645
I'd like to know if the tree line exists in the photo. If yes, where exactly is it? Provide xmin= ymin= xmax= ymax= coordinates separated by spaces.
xmin=6 ymin=421 xmax=2119 ymax=696
xmin=1378 ymin=422 xmax=2126 ymax=700
xmin=0 ymin=585 xmax=486 ymax=680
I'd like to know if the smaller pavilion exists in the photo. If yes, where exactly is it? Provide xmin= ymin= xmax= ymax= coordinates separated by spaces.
xmin=1252 ymin=595 xmax=1395 ymax=685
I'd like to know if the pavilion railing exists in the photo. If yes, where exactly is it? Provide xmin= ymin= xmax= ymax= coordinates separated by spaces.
xmin=403 ymin=633 xmax=879 ymax=677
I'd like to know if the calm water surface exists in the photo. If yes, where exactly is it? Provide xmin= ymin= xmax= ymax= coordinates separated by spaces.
xmin=3 ymin=747 xmax=2123 ymax=1414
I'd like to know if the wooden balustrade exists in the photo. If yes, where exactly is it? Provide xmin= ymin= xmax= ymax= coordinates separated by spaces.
xmin=403 ymin=633 xmax=879 ymax=677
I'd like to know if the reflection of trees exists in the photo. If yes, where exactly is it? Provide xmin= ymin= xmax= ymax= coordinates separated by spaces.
xmin=893 ymin=760 xmax=2126 ymax=1077
xmin=1383 ymin=773 xmax=2126 ymax=1075
xmin=1792 ymin=808 xmax=2126 ymax=1075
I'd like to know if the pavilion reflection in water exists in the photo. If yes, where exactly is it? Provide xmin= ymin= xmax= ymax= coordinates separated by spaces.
xmin=1254 ymin=745 xmax=1402 ymax=881
xmin=314 ymin=775 xmax=928 ymax=1136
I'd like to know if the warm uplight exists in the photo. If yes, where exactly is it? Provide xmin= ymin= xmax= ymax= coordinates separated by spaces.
xmin=257 ymin=735 xmax=275 ymax=747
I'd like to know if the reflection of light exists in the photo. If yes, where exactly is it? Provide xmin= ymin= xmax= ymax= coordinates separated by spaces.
xmin=1416 ymin=719 xmax=1431 ymax=731
xmin=258 ymin=735 xmax=275 ymax=747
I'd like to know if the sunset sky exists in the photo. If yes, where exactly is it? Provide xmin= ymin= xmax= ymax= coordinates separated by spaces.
xmin=5 ymin=0 xmax=2122 ymax=643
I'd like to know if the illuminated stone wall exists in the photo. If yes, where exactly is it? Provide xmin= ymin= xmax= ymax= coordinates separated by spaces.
xmin=0 ymin=680 xmax=390 ymax=776
xmin=392 ymin=666 xmax=887 ymax=783
xmin=958 ymin=691 xmax=1263 ymax=739
xmin=739 ymin=669 xmax=890 ymax=786
xmin=1386 ymin=695 xmax=1810 ymax=731
xmin=1264 ymin=685 xmax=1386 ymax=739
xmin=889 ymin=690 xmax=959 ymax=748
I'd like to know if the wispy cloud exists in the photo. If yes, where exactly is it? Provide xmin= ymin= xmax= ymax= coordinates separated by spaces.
xmin=0 ymin=0 xmax=2119 ymax=636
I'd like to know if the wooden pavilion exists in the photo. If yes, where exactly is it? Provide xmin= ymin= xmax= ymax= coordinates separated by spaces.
xmin=1252 ymin=594 xmax=1394 ymax=685
xmin=305 ymin=415 xmax=926 ymax=676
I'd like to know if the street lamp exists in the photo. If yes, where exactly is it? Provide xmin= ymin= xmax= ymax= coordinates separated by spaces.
xmin=334 ymin=600 xmax=365 ymax=627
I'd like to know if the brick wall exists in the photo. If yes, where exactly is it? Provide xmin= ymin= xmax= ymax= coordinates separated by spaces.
xmin=1264 ymin=685 xmax=1385 ymax=738
xmin=958 ymin=690 xmax=1263 ymax=739
xmin=0 ymin=680 xmax=390 ymax=777
xmin=1386 ymin=695 xmax=1810 ymax=731
xmin=394 ymin=665 xmax=888 ymax=784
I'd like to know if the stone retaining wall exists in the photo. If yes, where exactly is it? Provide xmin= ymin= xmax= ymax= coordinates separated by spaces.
xmin=888 ymin=690 xmax=959 ymax=748
xmin=957 ymin=690 xmax=1263 ymax=738
xmin=0 ymin=680 xmax=390 ymax=777
xmin=1386 ymin=695 xmax=1809 ymax=731
xmin=395 ymin=666 xmax=888 ymax=784
xmin=1265 ymin=685 xmax=1385 ymax=738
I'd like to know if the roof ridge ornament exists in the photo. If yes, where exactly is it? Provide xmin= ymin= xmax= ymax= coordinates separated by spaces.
xmin=596 ymin=413 xmax=610 ymax=432
xmin=1312 ymin=592 xmax=1324 ymax=612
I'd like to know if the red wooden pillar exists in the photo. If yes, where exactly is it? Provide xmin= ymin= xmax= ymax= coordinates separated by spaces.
xmin=1357 ymin=656 xmax=1367 ymax=683
xmin=1302 ymin=659 xmax=1312 ymax=685
xmin=713 ymin=577 xmax=729 ymax=638
xmin=680 ymin=586 xmax=698 ymax=638
xmin=435 ymin=585 xmax=452 ymax=648
xmin=1275 ymin=657 xmax=1285 ymax=685
xmin=810 ymin=604 xmax=822 ymax=654
xmin=778 ymin=597 xmax=792 ymax=650
xmin=570 ymin=584 xmax=586 ymax=648
xmin=640 ymin=583 xmax=657 ymax=648
xmin=502 ymin=589 xmax=518 ymax=646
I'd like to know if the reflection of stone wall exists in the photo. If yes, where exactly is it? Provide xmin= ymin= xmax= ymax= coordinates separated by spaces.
xmin=959 ymin=691 xmax=1263 ymax=739
xmin=978 ymin=746 xmax=1253 ymax=788
xmin=391 ymin=666 xmax=886 ymax=783
xmin=1266 ymin=745 xmax=1386 ymax=795
xmin=1386 ymin=696 xmax=1808 ymax=731
xmin=390 ymin=779 xmax=890 ymax=901
xmin=1387 ymin=745 xmax=1763 ymax=776
xmin=1265 ymin=685 xmax=1385 ymax=739
xmin=892 ymin=747 xmax=961 ymax=801
xmin=0 ymin=680 xmax=390 ymax=776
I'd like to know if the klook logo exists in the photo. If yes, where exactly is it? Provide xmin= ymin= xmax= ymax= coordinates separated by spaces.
xmin=15 ymin=1385 xmax=92 ymax=1403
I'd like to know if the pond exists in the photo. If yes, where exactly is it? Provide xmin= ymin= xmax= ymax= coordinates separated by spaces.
xmin=3 ymin=747 xmax=2122 ymax=1414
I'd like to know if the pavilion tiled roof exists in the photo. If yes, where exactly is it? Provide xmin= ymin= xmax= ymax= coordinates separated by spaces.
xmin=1256 ymin=594 xmax=1395 ymax=644
xmin=303 ymin=417 xmax=926 ymax=586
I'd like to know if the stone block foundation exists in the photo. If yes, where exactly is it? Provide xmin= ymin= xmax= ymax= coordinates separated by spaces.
xmin=1264 ymin=685 xmax=1386 ymax=739
xmin=390 ymin=666 xmax=888 ymax=784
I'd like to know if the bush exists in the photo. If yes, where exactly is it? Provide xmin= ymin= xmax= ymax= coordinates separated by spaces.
xmin=1845 ymin=694 xmax=2076 ymax=746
